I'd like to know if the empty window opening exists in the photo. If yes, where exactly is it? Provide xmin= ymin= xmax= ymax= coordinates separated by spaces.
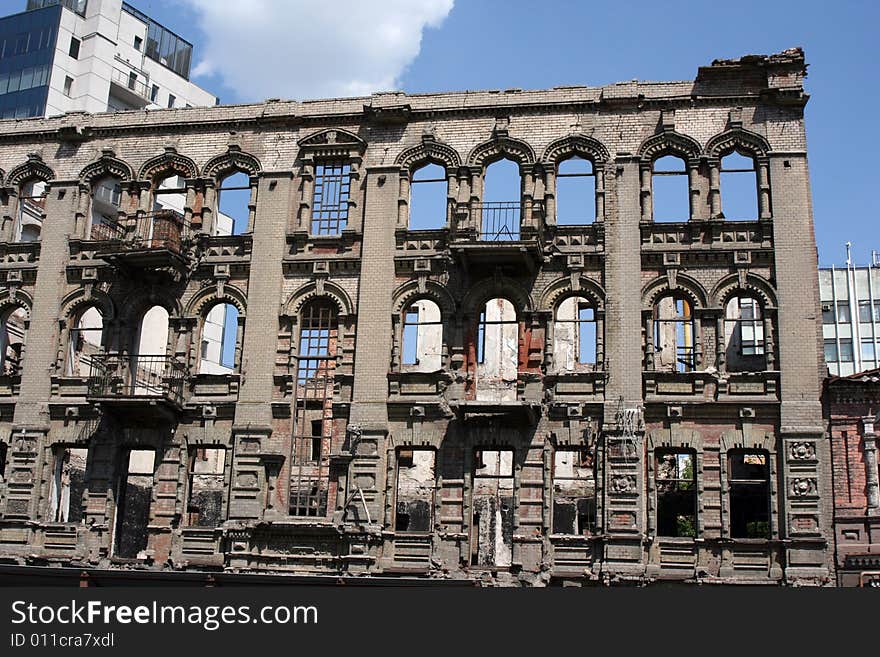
xmin=198 ymin=302 xmax=239 ymax=374
xmin=0 ymin=307 xmax=27 ymax=376
xmin=724 ymin=296 xmax=765 ymax=372
xmin=68 ymin=36 xmax=80 ymax=59
xmin=401 ymin=299 xmax=442 ymax=371
xmin=471 ymin=449 xmax=514 ymax=567
xmin=132 ymin=305 xmax=169 ymax=395
xmin=134 ymin=35 xmax=143 ymax=51
xmin=729 ymin=450 xmax=770 ymax=538
xmin=481 ymin=158 xmax=521 ymax=240
xmin=150 ymin=84 xmax=158 ymax=103
xmin=476 ymin=298 xmax=518 ymax=401
xmin=290 ymin=300 xmax=337 ymax=517
xmin=656 ymin=450 xmax=696 ymax=537
xmin=312 ymin=160 xmax=351 ymax=235
xmin=653 ymin=295 xmax=695 ymax=372
xmin=66 ymin=306 xmax=103 ymax=377
xmin=652 ymin=155 xmax=689 ymax=222
xmin=90 ymin=175 xmax=122 ymax=240
xmin=720 ymin=151 xmax=758 ymax=220
xmin=115 ymin=449 xmax=155 ymax=558
xmin=63 ymin=75 xmax=73 ymax=96
xmin=554 ymin=296 xmax=596 ymax=371
xmin=409 ymin=163 xmax=447 ymax=230
xmin=217 ymin=171 xmax=250 ymax=236
xmin=552 ymin=448 xmax=596 ymax=536
xmin=186 ymin=447 xmax=225 ymax=527
xmin=0 ymin=442 xmax=7 ymax=482
xmin=17 ymin=179 xmax=46 ymax=242
xmin=152 ymin=174 xmax=185 ymax=213
xmin=167 ymin=94 xmax=175 ymax=108
xmin=49 ymin=446 xmax=88 ymax=523
xmin=395 ymin=448 xmax=435 ymax=533
xmin=556 ymin=156 xmax=596 ymax=225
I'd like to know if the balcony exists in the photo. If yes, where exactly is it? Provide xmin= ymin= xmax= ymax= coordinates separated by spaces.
xmin=94 ymin=210 xmax=192 ymax=276
xmin=450 ymin=202 xmax=542 ymax=271
xmin=87 ymin=354 xmax=186 ymax=417
xmin=109 ymin=67 xmax=152 ymax=108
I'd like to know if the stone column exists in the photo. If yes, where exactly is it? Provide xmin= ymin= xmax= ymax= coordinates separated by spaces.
xmin=862 ymin=417 xmax=880 ymax=513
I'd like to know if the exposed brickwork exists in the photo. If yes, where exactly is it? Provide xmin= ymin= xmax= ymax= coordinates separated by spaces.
xmin=0 ymin=48 xmax=833 ymax=585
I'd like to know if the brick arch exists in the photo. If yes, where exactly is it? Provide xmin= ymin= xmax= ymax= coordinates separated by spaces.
xmin=462 ymin=276 xmax=534 ymax=316
xmin=539 ymin=275 xmax=606 ymax=313
xmin=79 ymin=152 xmax=134 ymax=186
xmin=138 ymin=147 xmax=198 ymax=181
xmin=711 ymin=273 xmax=778 ymax=311
xmin=467 ymin=136 xmax=536 ymax=167
xmin=392 ymin=279 xmax=456 ymax=317
xmin=0 ymin=290 xmax=33 ymax=321
xmin=59 ymin=288 xmax=116 ymax=324
xmin=705 ymin=127 xmax=771 ymax=159
xmin=395 ymin=137 xmax=461 ymax=171
xmin=6 ymin=155 xmax=54 ymax=187
xmin=202 ymin=146 xmax=262 ymax=180
xmin=284 ymin=281 xmax=354 ymax=318
xmin=118 ymin=288 xmax=183 ymax=327
xmin=542 ymin=134 xmax=610 ymax=166
xmin=643 ymin=273 xmax=709 ymax=309
xmin=638 ymin=131 xmax=701 ymax=163
xmin=185 ymin=283 xmax=248 ymax=318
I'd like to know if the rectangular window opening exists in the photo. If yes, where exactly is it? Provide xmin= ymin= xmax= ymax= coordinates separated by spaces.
xmin=395 ymin=448 xmax=435 ymax=533
xmin=552 ymin=447 xmax=596 ymax=536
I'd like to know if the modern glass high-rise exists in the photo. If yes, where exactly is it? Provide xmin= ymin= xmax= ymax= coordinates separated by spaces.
xmin=819 ymin=247 xmax=880 ymax=376
xmin=0 ymin=0 xmax=217 ymax=119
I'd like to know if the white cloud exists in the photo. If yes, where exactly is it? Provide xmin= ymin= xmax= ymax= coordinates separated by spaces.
xmin=182 ymin=0 xmax=454 ymax=101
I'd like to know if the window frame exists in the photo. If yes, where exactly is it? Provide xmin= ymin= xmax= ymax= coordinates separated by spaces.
xmin=311 ymin=159 xmax=352 ymax=235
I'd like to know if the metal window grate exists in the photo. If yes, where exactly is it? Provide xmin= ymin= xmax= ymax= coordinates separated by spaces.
xmin=290 ymin=302 xmax=337 ymax=517
xmin=312 ymin=161 xmax=351 ymax=235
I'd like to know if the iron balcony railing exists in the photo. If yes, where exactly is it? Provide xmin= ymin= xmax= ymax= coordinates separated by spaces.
xmin=94 ymin=209 xmax=187 ymax=252
xmin=87 ymin=354 xmax=186 ymax=406
xmin=476 ymin=202 xmax=521 ymax=241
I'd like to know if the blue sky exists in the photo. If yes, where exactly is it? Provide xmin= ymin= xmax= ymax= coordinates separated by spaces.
xmin=134 ymin=0 xmax=879 ymax=265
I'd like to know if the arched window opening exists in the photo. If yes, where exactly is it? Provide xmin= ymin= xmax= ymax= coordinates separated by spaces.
xmin=720 ymin=151 xmax=758 ymax=220
xmin=312 ymin=160 xmax=351 ymax=235
xmin=481 ymin=158 xmax=520 ymax=240
xmin=0 ymin=307 xmax=27 ymax=376
xmin=554 ymin=296 xmax=596 ymax=371
xmin=724 ymin=296 xmax=765 ymax=372
xmin=656 ymin=449 xmax=697 ymax=537
xmin=728 ymin=450 xmax=771 ymax=539
xmin=147 ymin=175 xmax=186 ymax=252
xmin=17 ymin=179 xmax=46 ymax=242
xmin=90 ymin=175 xmax=122 ymax=240
xmin=401 ymin=299 xmax=442 ymax=372
xmin=133 ymin=305 xmax=169 ymax=395
xmin=476 ymin=297 xmax=518 ymax=401
xmin=652 ymin=155 xmax=689 ymax=222
xmin=556 ymin=156 xmax=595 ymax=225
xmin=290 ymin=300 xmax=338 ymax=517
xmin=217 ymin=171 xmax=250 ymax=236
xmin=653 ymin=295 xmax=695 ymax=372
xmin=66 ymin=306 xmax=103 ymax=377
xmin=409 ymin=163 xmax=447 ymax=230
xmin=198 ymin=302 xmax=239 ymax=374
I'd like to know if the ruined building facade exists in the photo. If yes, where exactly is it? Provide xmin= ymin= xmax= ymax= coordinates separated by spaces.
xmin=0 ymin=48 xmax=832 ymax=585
